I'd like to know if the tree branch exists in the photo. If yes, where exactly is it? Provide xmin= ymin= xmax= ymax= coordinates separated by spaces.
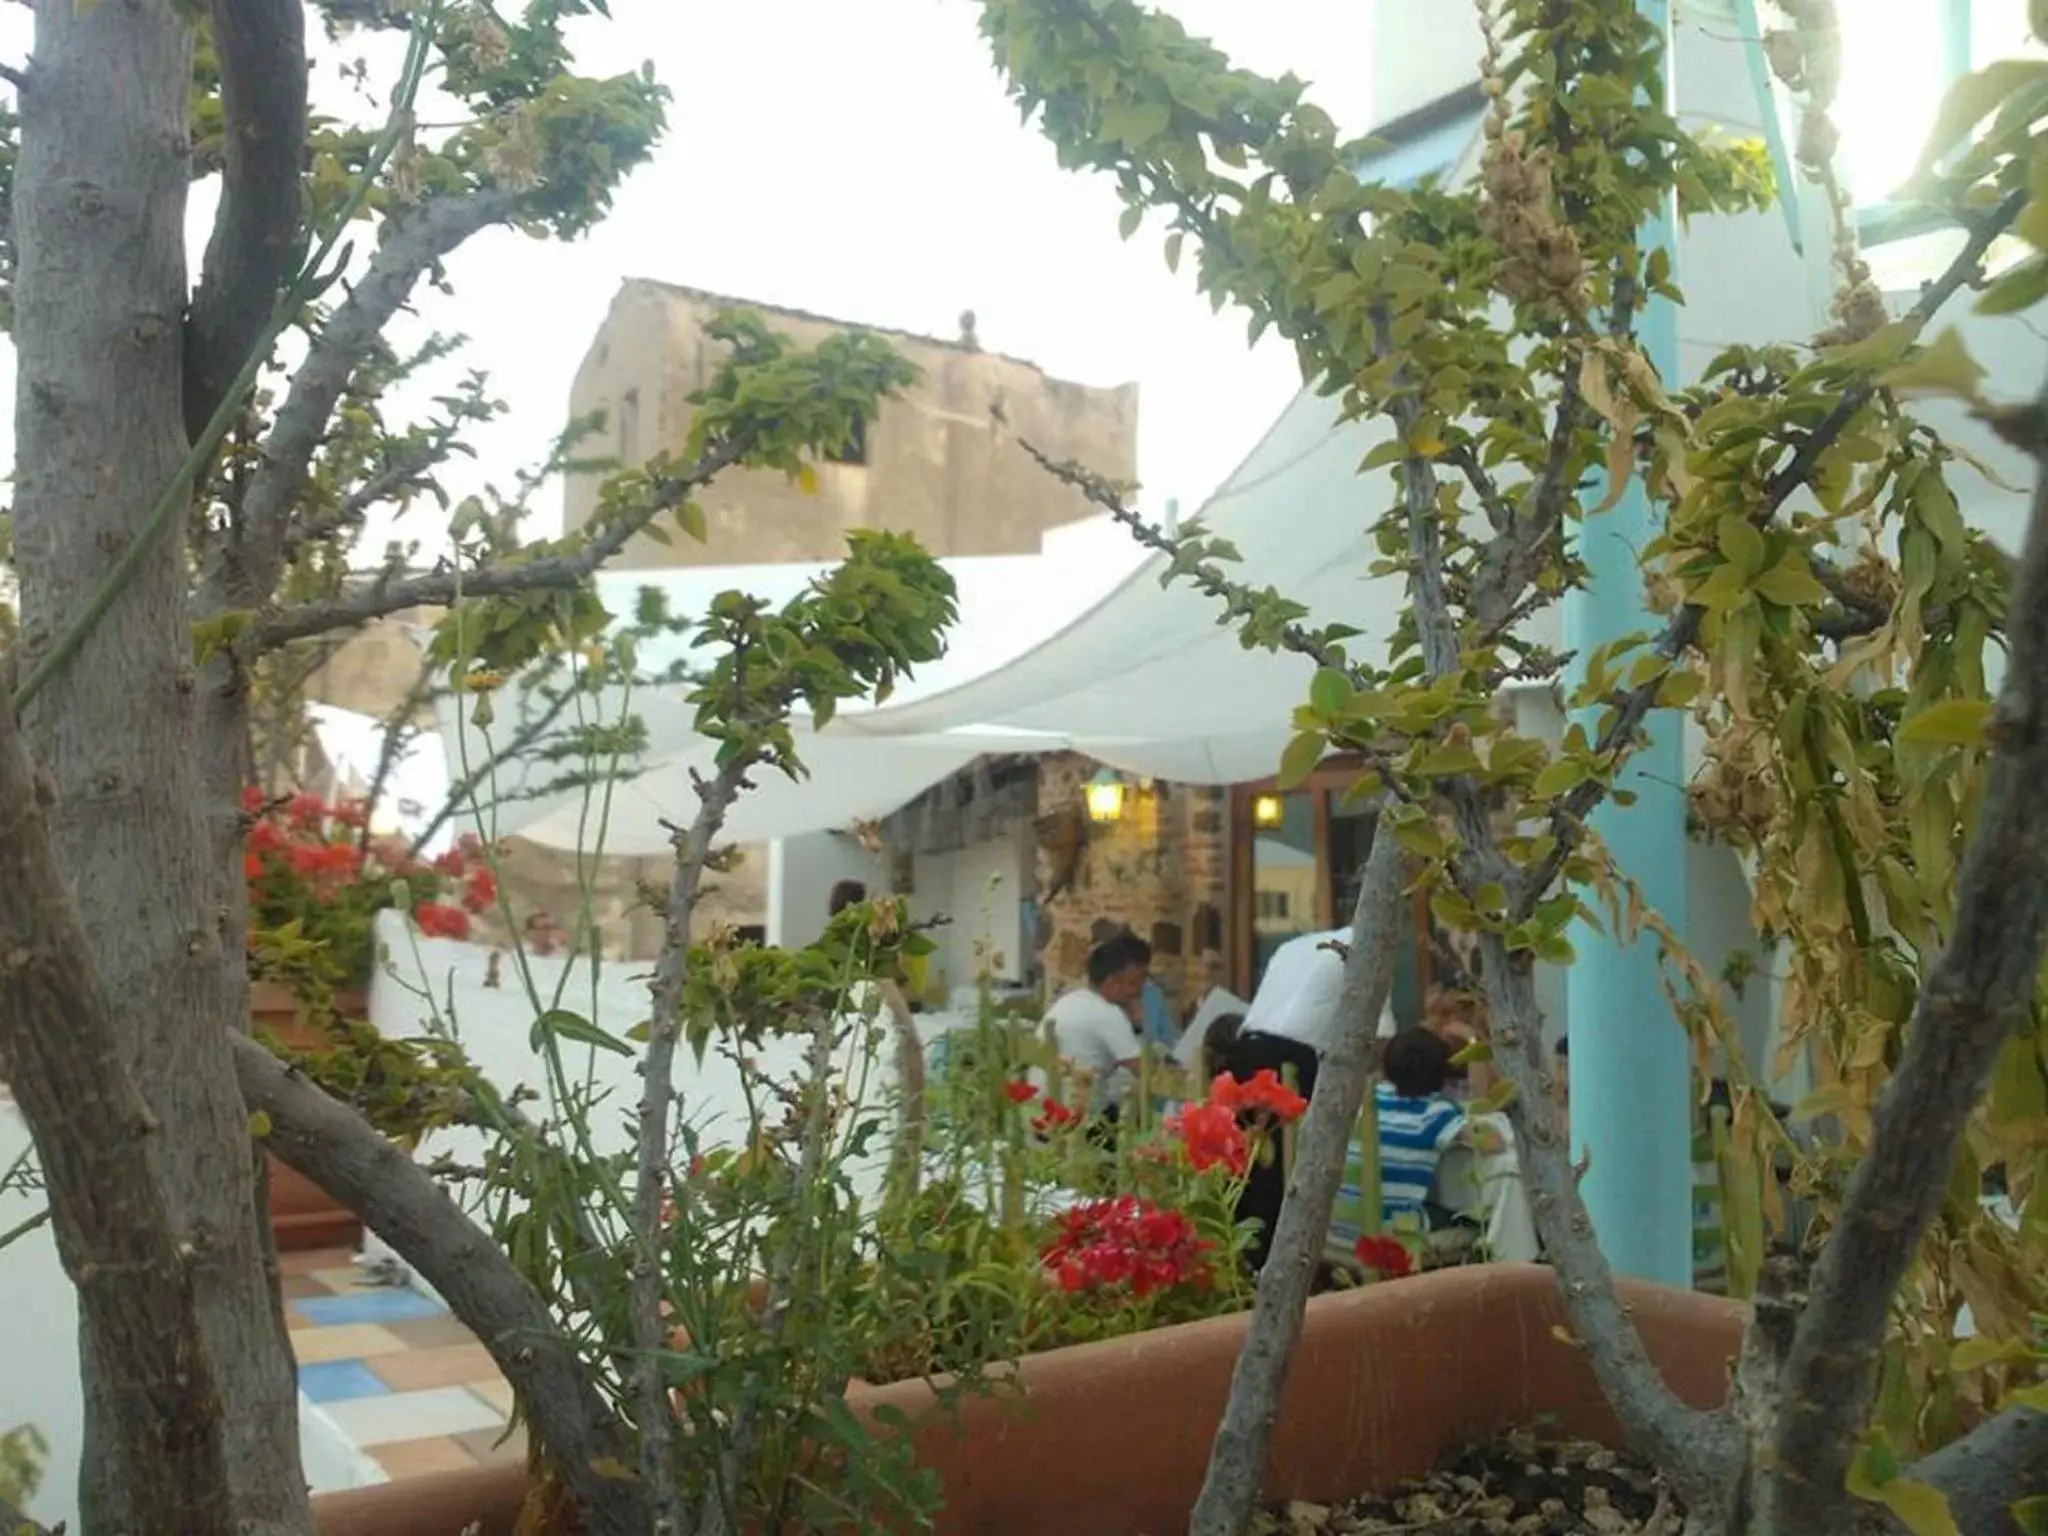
xmin=633 ymin=754 xmax=751 ymax=1532
xmin=1188 ymin=826 xmax=1408 ymax=1536
xmin=243 ymin=434 xmax=748 ymax=652
xmin=229 ymin=188 xmax=519 ymax=585
xmin=281 ymin=434 xmax=462 ymax=563
xmin=1763 ymin=365 xmax=2048 ymax=1532
xmin=0 ymin=691 xmax=237 ymax=1536
xmin=1904 ymin=1404 xmax=2048 ymax=1536
xmin=230 ymin=1034 xmax=650 ymax=1536
xmin=184 ymin=0 xmax=308 ymax=442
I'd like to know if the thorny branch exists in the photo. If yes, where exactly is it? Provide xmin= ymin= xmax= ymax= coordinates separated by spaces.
xmin=241 ymin=436 xmax=750 ymax=653
xmin=633 ymin=742 xmax=753 ymax=1533
xmin=1513 ymin=186 xmax=2031 ymax=921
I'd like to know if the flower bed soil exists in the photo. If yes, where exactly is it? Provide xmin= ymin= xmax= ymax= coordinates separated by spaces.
xmin=1251 ymin=1433 xmax=1679 ymax=1535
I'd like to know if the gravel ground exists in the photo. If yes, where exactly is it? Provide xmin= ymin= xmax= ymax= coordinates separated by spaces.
xmin=1252 ymin=1433 xmax=1684 ymax=1535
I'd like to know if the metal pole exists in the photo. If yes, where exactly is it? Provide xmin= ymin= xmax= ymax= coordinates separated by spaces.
xmin=1561 ymin=0 xmax=1694 ymax=1289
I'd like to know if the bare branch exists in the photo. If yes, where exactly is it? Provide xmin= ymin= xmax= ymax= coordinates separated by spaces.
xmin=231 ymin=1034 xmax=649 ymax=1536
xmin=0 ymin=690 xmax=237 ymax=1536
xmin=1905 ymin=1404 xmax=2048 ymax=1536
xmin=0 ymin=62 xmax=27 ymax=92
xmin=243 ymin=435 xmax=748 ymax=651
xmin=1188 ymin=828 xmax=1408 ymax=1535
xmin=404 ymin=680 xmax=583 ymax=859
xmin=184 ymin=0 xmax=308 ymax=441
xmin=634 ymin=754 xmax=751 ymax=1531
xmin=1764 ymin=366 xmax=2048 ymax=1532
xmin=281 ymin=434 xmax=462 ymax=562
xmin=230 ymin=189 xmax=519 ymax=582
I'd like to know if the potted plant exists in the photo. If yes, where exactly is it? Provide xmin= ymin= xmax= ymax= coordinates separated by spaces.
xmin=243 ymin=790 xmax=491 ymax=1250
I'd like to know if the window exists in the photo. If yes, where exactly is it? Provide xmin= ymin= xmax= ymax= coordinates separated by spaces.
xmin=618 ymin=389 xmax=641 ymax=465
xmin=1255 ymin=889 xmax=1292 ymax=922
xmin=825 ymin=411 xmax=868 ymax=466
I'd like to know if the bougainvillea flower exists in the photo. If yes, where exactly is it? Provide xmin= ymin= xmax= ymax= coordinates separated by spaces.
xmin=1354 ymin=1233 xmax=1414 ymax=1279
xmin=413 ymin=902 xmax=473 ymax=940
xmin=1168 ymin=1099 xmax=1250 ymax=1177
xmin=1003 ymin=1079 xmax=1039 ymax=1105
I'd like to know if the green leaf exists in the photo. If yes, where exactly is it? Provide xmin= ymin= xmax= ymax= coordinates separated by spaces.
xmin=1915 ymin=59 xmax=2048 ymax=173
xmin=1531 ymin=758 xmax=1586 ymax=799
xmin=248 ymin=1110 xmax=273 ymax=1140
xmin=1393 ymin=817 xmax=1449 ymax=860
xmin=1754 ymin=556 xmax=1829 ymax=609
xmin=1430 ymin=886 xmax=1477 ymax=929
xmin=1163 ymin=231 xmax=1185 ymax=274
xmin=1309 ymin=667 xmax=1352 ymax=716
xmin=1716 ymin=514 xmax=1767 ymax=577
xmin=1277 ymin=732 xmax=1324 ymax=790
xmin=1118 ymin=203 xmax=1143 ymax=241
xmin=531 ymin=1008 xmax=633 ymax=1059
xmin=1881 ymin=327 xmax=1987 ymax=405
xmin=2013 ymin=1496 xmax=2048 ymax=1536
xmin=1415 ymin=743 xmax=1484 ymax=777
xmin=1977 ymin=256 xmax=2048 ymax=316
xmin=1898 ymin=698 xmax=1992 ymax=748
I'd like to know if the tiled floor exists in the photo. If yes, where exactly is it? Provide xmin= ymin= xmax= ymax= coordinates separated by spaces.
xmin=281 ymin=1246 xmax=526 ymax=1481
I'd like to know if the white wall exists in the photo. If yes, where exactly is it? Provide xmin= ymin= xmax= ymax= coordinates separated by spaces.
xmin=767 ymin=830 xmax=887 ymax=948
xmin=902 ymin=828 xmax=1033 ymax=993
xmin=1368 ymin=0 xmax=1484 ymax=127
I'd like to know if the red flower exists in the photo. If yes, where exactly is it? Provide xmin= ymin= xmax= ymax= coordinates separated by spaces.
xmin=432 ymin=849 xmax=465 ymax=877
xmin=288 ymin=844 xmax=326 ymax=877
xmin=243 ymin=852 xmax=265 ymax=881
xmin=1211 ymin=1068 xmax=1308 ymax=1124
xmin=241 ymin=785 xmax=267 ymax=813
xmin=1039 ymin=1195 xmax=1214 ymax=1298
xmin=286 ymin=793 xmax=325 ymax=830
xmin=464 ymin=867 xmax=497 ymax=912
xmin=1030 ymin=1099 xmax=1081 ymax=1135
xmin=1168 ymin=1099 xmax=1250 ymax=1177
xmin=414 ymin=902 xmax=472 ymax=940
xmin=1003 ymin=1079 xmax=1038 ymax=1105
xmin=1354 ymin=1234 xmax=1414 ymax=1279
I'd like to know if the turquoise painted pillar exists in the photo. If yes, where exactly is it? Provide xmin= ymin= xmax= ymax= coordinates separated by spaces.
xmin=1562 ymin=0 xmax=1693 ymax=1289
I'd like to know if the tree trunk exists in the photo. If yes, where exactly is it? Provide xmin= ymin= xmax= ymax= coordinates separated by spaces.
xmin=11 ymin=2 xmax=309 ymax=1529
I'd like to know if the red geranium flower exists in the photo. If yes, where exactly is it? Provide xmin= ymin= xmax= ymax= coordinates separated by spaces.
xmin=1039 ymin=1195 xmax=1214 ymax=1297
xmin=414 ymin=902 xmax=472 ymax=940
xmin=1354 ymin=1233 xmax=1414 ymax=1280
xmin=1211 ymin=1068 xmax=1309 ymax=1124
xmin=1003 ymin=1079 xmax=1038 ymax=1105
xmin=1030 ymin=1099 xmax=1081 ymax=1135
xmin=464 ymin=867 xmax=497 ymax=912
xmin=1168 ymin=1099 xmax=1250 ymax=1177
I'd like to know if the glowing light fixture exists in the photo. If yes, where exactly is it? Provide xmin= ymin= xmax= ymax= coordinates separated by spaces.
xmin=1251 ymin=792 xmax=1285 ymax=830
xmin=1084 ymin=768 xmax=1126 ymax=824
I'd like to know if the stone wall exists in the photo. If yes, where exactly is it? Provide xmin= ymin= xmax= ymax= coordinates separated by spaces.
xmin=1033 ymin=754 xmax=1230 ymax=1022
xmin=562 ymin=281 xmax=1141 ymax=570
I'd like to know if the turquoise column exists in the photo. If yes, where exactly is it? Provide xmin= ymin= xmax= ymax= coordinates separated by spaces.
xmin=1562 ymin=0 xmax=1693 ymax=1289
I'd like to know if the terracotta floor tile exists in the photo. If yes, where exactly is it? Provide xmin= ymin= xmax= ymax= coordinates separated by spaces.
xmin=381 ymin=1314 xmax=479 ymax=1349
xmin=370 ymin=1437 xmax=477 ymax=1480
xmin=467 ymin=1379 xmax=515 ymax=1416
xmin=367 ymin=1342 xmax=499 ymax=1393
xmin=454 ymin=1424 xmax=526 ymax=1466
xmin=289 ymin=1323 xmax=409 ymax=1363
xmin=278 ymin=1246 xmax=356 ymax=1276
xmin=280 ymin=1274 xmax=332 ymax=1300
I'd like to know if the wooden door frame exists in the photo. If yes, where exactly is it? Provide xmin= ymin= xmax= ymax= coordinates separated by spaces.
xmin=1227 ymin=759 xmax=1435 ymax=1002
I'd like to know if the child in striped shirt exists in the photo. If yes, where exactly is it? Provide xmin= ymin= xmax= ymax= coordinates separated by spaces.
xmin=1374 ymin=1028 xmax=1473 ymax=1226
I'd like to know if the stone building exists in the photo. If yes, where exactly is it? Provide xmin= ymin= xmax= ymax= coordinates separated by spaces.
xmin=563 ymin=280 xmax=1140 ymax=569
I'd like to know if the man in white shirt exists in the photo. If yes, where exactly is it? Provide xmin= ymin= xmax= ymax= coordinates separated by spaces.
xmin=1223 ymin=925 xmax=1391 ymax=1269
xmin=1043 ymin=937 xmax=1148 ymax=1119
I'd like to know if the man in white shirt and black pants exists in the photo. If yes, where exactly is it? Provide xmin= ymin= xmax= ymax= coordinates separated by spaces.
xmin=1042 ymin=936 xmax=1149 ymax=1139
xmin=1222 ymin=926 xmax=1357 ymax=1271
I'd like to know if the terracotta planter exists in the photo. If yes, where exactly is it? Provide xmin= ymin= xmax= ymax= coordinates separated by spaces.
xmin=310 ymin=1264 xmax=1744 ymax=1536
xmin=253 ymin=982 xmax=368 ymax=1254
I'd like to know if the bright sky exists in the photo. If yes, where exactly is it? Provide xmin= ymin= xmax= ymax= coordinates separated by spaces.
xmin=0 ymin=1 xmax=2017 ymax=557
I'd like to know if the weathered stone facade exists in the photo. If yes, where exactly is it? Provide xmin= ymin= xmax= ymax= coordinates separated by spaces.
xmin=562 ymin=281 xmax=1141 ymax=570
xmin=1032 ymin=753 xmax=1230 ymax=1022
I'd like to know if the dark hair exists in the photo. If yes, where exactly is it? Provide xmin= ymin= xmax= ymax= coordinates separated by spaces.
xmin=1554 ymin=1036 xmax=1569 ymax=1058
xmin=1087 ymin=938 xmax=1146 ymax=989
xmin=1120 ymin=932 xmax=1153 ymax=966
xmin=828 ymin=879 xmax=867 ymax=916
xmin=1383 ymin=1027 xmax=1454 ymax=1098
xmin=1202 ymin=1011 xmax=1246 ymax=1081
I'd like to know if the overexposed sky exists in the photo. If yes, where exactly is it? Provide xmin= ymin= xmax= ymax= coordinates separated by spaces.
xmin=0 ymin=0 xmax=2007 ymax=556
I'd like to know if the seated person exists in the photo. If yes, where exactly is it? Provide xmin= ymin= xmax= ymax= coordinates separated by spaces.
xmin=1376 ymin=1028 xmax=1487 ymax=1230
xmin=1122 ymin=933 xmax=1180 ymax=1051
xmin=1042 ymin=936 xmax=1147 ymax=1120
